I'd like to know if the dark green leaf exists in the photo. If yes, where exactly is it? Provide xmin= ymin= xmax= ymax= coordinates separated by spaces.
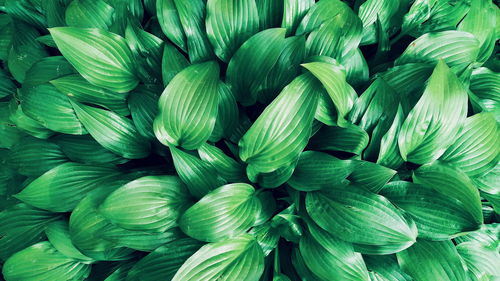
xmin=45 ymin=220 xmax=93 ymax=262
xmin=128 ymin=85 xmax=160 ymax=139
xmin=198 ymin=143 xmax=245 ymax=182
xmin=54 ymin=134 xmax=126 ymax=165
xmin=308 ymin=124 xmax=369 ymax=155
xmin=65 ymin=0 xmax=114 ymax=30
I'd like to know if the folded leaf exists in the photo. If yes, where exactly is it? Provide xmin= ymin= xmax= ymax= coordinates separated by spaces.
xmin=398 ymin=61 xmax=468 ymax=164
xmin=100 ymin=176 xmax=191 ymax=232
xmin=358 ymin=0 xmax=399 ymax=45
xmin=282 ymin=0 xmax=314 ymax=35
xmin=15 ymin=162 xmax=122 ymax=212
xmin=2 ymin=242 xmax=91 ymax=281
xmin=172 ymin=234 xmax=264 ymax=281
xmin=308 ymin=124 xmax=369 ymax=155
xmin=161 ymin=42 xmax=190 ymax=85
xmin=440 ymin=112 xmax=499 ymax=176
xmin=306 ymin=185 xmax=417 ymax=254
xmin=377 ymin=104 xmax=405 ymax=169
xmin=457 ymin=242 xmax=500 ymax=280
xmin=249 ymin=223 xmax=280 ymax=256
xmin=49 ymin=27 xmax=139 ymax=93
xmin=206 ymin=0 xmax=259 ymax=62
xmin=154 ymin=61 xmax=219 ymax=150
xmin=128 ymin=85 xmax=160 ymax=139
xmin=210 ymin=82 xmax=239 ymax=141
xmin=198 ymin=143 xmax=246 ymax=182
xmin=65 ymin=0 xmax=114 ymax=30
xmin=364 ymin=255 xmax=413 ymax=281
xmin=156 ymin=0 xmax=187 ymax=51
xmin=239 ymin=73 xmax=319 ymax=174
xmin=45 ymin=220 xmax=93 ymax=262
xmin=71 ymin=101 xmax=151 ymax=159
xmin=348 ymin=160 xmax=396 ymax=193
xmin=179 ymin=183 xmax=261 ymax=242
xmin=397 ymin=240 xmax=467 ymax=281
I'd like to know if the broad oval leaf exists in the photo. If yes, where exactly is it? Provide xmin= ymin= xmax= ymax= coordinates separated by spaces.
xmin=172 ymin=234 xmax=264 ymax=281
xmin=100 ymin=175 xmax=191 ymax=232
xmin=179 ymin=183 xmax=261 ymax=242
xmin=65 ymin=0 xmax=114 ymax=30
xmin=162 ymin=42 xmax=190 ymax=86
xmin=210 ymin=82 xmax=239 ymax=141
xmin=45 ymin=220 xmax=93 ymax=262
xmin=239 ymin=73 xmax=319 ymax=174
xmin=397 ymin=240 xmax=467 ymax=281
xmin=306 ymin=184 xmax=417 ymax=254
xmin=71 ymin=101 xmax=151 ymax=159
xmin=154 ymin=61 xmax=220 ymax=150
xmin=398 ymin=61 xmax=467 ymax=164
xmin=15 ymin=162 xmax=122 ymax=212
xmin=456 ymin=242 xmax=500 ymax=280
xmin=49 ymin=27 xmax=139 ymax=93
xmin=156 ymin=0 xmax=187 ymax=51
xmin=2 ymin=241 xmax=91 ymax=281
xmin=440 ymin=112 xmax=499 ymax=176
xmin=206 ymin=0 xmax=260 ymax=62
xmin=295 ymin=0 xmax=351 ymax=35
xmin=54 ymin=134 xmax=126 ymax=165
xmin=348 ymin=160 xmax=396 ymax=193
xmin=22 ymin=56 xmax=76 ymax=87
xmin=198 ymin=143 xmax=246 ymax=182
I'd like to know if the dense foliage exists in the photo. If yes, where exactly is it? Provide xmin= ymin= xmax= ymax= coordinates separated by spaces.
xmin=0 ymin=0 xmax=499 ymax=280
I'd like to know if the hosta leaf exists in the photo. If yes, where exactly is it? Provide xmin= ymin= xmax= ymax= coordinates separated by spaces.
xmin=0 ymin=102 xmax=22 ymax=149
xmin=395 ymin=31 xmax=479 ymax=73
xmin=210 ymin=82 xmax=239 ymax=141
xmin=156 ymin=0 xmax=186 ymax=51
xmin=295 ymin=0 xmax=351 ymax=35
xmin=239 ymin=73 xmax=319 ymax=174
xmin=43 ymin=0 xmax=68 ymax=28
xmin=281 ymin=0 xmax=314 ymax=35
xmin=198 ymin=143 xmax=245 ymax=182
xmin=100 ymin=176 xmax=191 ymax=232
xmin=256 ymin=0 xmax=283 ymax=29
xmin=440 ymin=112 xmax=499 ymax=176
xmin=358 ymin=0 xmax=399 ymax=45
xmin=0 ymin=14 xmax=13 ymax=60
xmin=205 ymin=0 xmax=259 ymax=62
xmin=161 ymin=42 xmax=189 ymax=85
xmin=15 ymin=162 xmax=122 ymax=212
xmin=364 ymin=255 xmax=413 ymax=281
xmin=8 ymin=100 xmax=54 ymax=139
xmin=226 ymin=28 xmax=286 ymax=105
xmin=179 ymin=183 xmax=261 ymax=242
xmin=0 ymin=203 xmax=61 ymax=261
xmin=469 ymin=67 xmax=500 ymax=119
xmin=408 ymin=0 xmax=470 ymax=37
xmin=0 ymin=69 xmax=16 ymax=99
xmin=398 ymin=61 xmax=468 ymax=164
xmin=49 ymin=27 xmax=139 ymax=93
xmin=127 ymin=238 xmax=203 ymax=281
xmin=306 ymin=184 xmax=417 ymax=254
xmin=54 ymin=134 xmax=126 ymax=165
xmin=22 ymin=56 xmax=76 ymax=87
xmin=288 ymin=151 xmax=353 ymax=191
xmin=154 ymin=61 xmax=219 ymax=150
xmin=9 ymin=136 xmax=67 ymax=176
xmin=377 ymin=105 xmax=405 ymax=169
xmin=4 ymin=0 xmax=46 ymax=29
xmin=172 ymin=234 xmax=264 ymax=281
xmin=2 ymin=241 xmax=91 ymax=281
xmin=381 ymin=181 xmax=481 ymax=240
xmin=454 ymin=224 xmax=500 ymax=248
xmin=100 ymin=227 xmax=184 ymax=252
xmin=339 ymin=48 xmax=369 ymax=87
xmin=302 ymin=60 xmax=357 ymax=126
xmin=50 ymin=74 xmax=130 ymax=116
xmin=457 ymin=242 xmax=500 ymax=280
xmin=292 ymin=248 xmax=322 ymax=281
xmin=299 ymin=221 xmax=369 ymax=281
xmin=397 ymin=240 xmax=467 ymax=281
xmin=45 ymin=220 xmax=93 ymax=262
xmin=65 ymin=0 xmax=114 ymax=30
xmin=71 ymin=101 xmax=151 ymax=159
xmin=128 ymin=85 xmax=159 ymax=139
xmin=247 ymin=160 xmax=296 ymax=188
xmin=472 ymin=163 xmax=499 ymax=195
xmin=170 ymin=145 xmax=226 ymax=198
xmin=249 ymin=223 xmax=280 ymax=256
xmin=413 ymin=163 xmax=483 ymax=226
xmin=348 ymin=160 xmax=396 ymax=193
xmin=400 ymin=0 xmax=435 ymax=35
xmin=308 ymin=124 xmax=369 ymax=155
xmin=20 ymin=83 xmax=85 ymax=134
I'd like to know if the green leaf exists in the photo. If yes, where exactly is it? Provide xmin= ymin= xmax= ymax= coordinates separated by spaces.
xmin=306 ymin=185 xmax=417 ymax=254
xmin=226 ymin=28 xmax=286 ymax=105
xmin=239 ymin=73 xmax=319 ymax=174
xmin=249 ymin=223 xmax=280 ymax=256
xmin=128 ymin=85 xmax=159 ymax=139
xmin=172 ymin=234 xmax=264 ymax=281
xmin=43 ymin=0 xmax=68 ymax=28
xmin=302 ymin=60 xmax=357 ymax=126
xmin=22 ymin=56 xmax=76 ymax=87
xmin=247 ymin=161 xmax=296 ymax=188
xmin=50 ymin=74 xmax=130 ymax=116
xmin=413 ymin=163 xmax=484 ymax=227
xmin=377 ymin=104 xmax=405 ymax=169
xmin=0 ymin=203 xmax=61 ymax=260
xmin=256 ymin=0 xmax=283 ymax=29
xmin=71 ymin=101 xmax=151 ymax=159
xmin=15 ymin=162 xmax=122 ymax=212
xmin=179 ymin=183 xmax=261 ymax=242
xmin=100 ymin=227 xmax=184 ymax=252
xmin=100 ymin=176 xmax=191 ymax=232
xmin=4 ymin=0 xmax=46 ymax=29
xmin=381 ymin=181 xmax=481 ymax=240
xmin=364 ymin=255 xmax=413 ymax=281
xmin=65 ymin=0 xmax=114 ymax=30
xmin=358 ymin=0 xmax=399 ymax=45
xmin=0 ymin=69 xmax=16 ymax=99
xmin=457 ymin=242 xmax=500 ymax=280
xmin=2 ymin=241 xmax=91 ymax=281
xmin=395 ymin=31 xmax=479 ymax=73
xmin=198 ymin=142 xmax=246 ymax=182
xmin=440 ymin=112 xmax=499 ymax=176
xmin=127 ymin=238 xmax=204 ymax=281
xmin=45 ymin=220 xmax=93 ymax=262
xmin=299 ymin=221 xmax=369 ymax=281
xmin=398 ymin=61 xmax=468 ymax=164
xmin=295 ymin=0 xmax=351 ymax=35
xmin=288 ymin=151 xmax=353 ymax=192
xmin=469 ymin=67 xmax=500 ymax=119
xmin=170 ymin=146 xmax=226 ymax=199
xmin=154 ymin=61 xmax=219 ymax=150
xmin=397 ymin=239 xmax=467 ymax=281
xmin=291 ymin=248 xmax=322 ymax=281
xmin=0 ymin=14 xmax=13 ymax=60
xmin=49 ymin=27 xmax=139 ymax=93
xmin=348 ymin=160 xmax=396 ymax=193
xmin=9 ymin=136 xmax=68 ymax=176
xmin=20 ymin=83 xmax=85 ymax=135
xmin=210 ymin=82 xmax=239 ymax=141
xmin=308 ymin=124 xmax=369 ymax=155
xmin=156 ymin=0 xmax=187 ymax=51
xmin=0 ymin=102 xmax=22 ymax=149
xmin=161 ymin=42 xmax=189 ymax=85
xmin=54 ymin=134 xmax=126 ymax=165
xmin=472 ymin=163 xmax=499 ymax=195
xmin=282 ymin=0 xmax=314 ymax=35
xmin=205 ymin=0 xmax=259 ymax=62
xmin=8 ymin=100 xmax=54 ymax=139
